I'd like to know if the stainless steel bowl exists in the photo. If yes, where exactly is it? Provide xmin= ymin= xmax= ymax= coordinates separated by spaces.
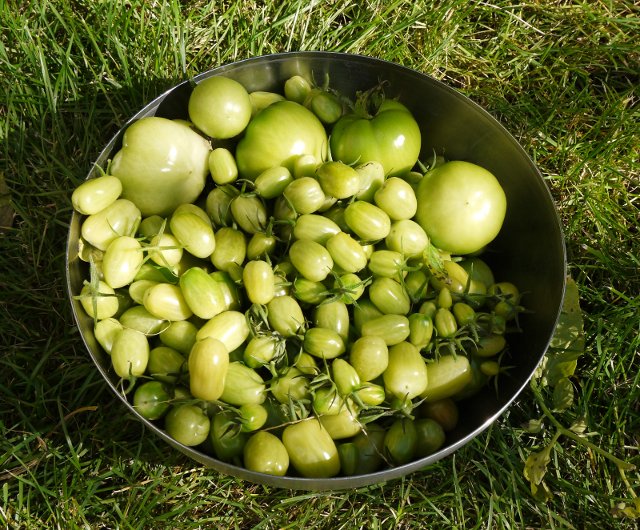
xmin=66 ymin=51 xmax=566 ymax=490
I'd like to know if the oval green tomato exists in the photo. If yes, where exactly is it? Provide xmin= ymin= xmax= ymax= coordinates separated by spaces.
xmin=369 ymin=277 xmax=411 ymax=315
xmin=133 ymin=380 xmax=171 ymax=420
xmin=289 ymin=239 xmax=333 ymax=282
xmin=80 ymin=280 xmax=119 ymax=320
xmin=211 ymin=227 xmax=246 ymax=272
xmin=159 ymin=320 xmax=198 ymax=355
xmin=111 ymin=328 xmax=149 ymax=379
xmin=384 ymin=418 xmax=418 ymax=465
xmin=293 ymin=214 xmax=341 ymax=244
xmin=415 ymin=161 xmax=507 ymax=255
xmin=242 ymin=260 xmax=275 ymax=305
xmin=170 ymin=210 xmax=215 ymax=259
xmin=374 ymin=176 xmax=417 ymax=220
xmin=72 ymin=175 xmax=122 ymax=215
xmin=344 ymin=201 xmax=391 ymax=241
xmin=210 ymin=411 xmax=248 ymax=461
xmin=316 ymin=161 xmax=361 ymax=199
xmin=414 ymin=418 xmax=446 ymax=457
xmin=165 ymin=404 xmax=210 ymax=447
xmin=147 ymin=346 xmax=186 ymax=383
xmin=110 ymin=117 xmax=210 ymax=217
xmin=143 ymin=283 xmax=193 ymax=321
xmin=243 ymin=431 xmax=289 ymax=476
xmin=330 ymin=99 xmax=421 ymax=177
xmin=119 ymin=305 xmax=166 ymax=335
xmin=383 ymin=341 xmax=428 ymax=400
xmin=303 ymin=327 xmax=345 ymax=360
xmin=188 ymin=75 xmax=252 ymax=139
xmin=282 ymin=418 xmax=340 ymax=478
xmin=230 ymin=195 xmax=267 ymax=234
xmin=318 ymin=404 xmax=362 ymax=440
xmin=94 ymin=317 xmax=123 ymax=354
xmin=271 ymin=367 xmax=311 ymax=404
xmin=420 ymin=354 xmax=472 ymax=402
xmin=349 ymin=336 xmax=389 ymax=381
xmin=80 ymin=198 xmax=141 ymax=251
xmin=283 ymin=177 xmax=326 ymax=215
xmin=188 ymin=337 xmax=230 ymax=401
xmin=266 ymin=295 xmax=305 ymax=337
xmin=360 ymin=314 xmax=410 ymax=346
xmin=384 ymin=219 xmax=429 ymax=258
xmin=254 ymin=166 xmax=293 ymax=199
xmin=313 ymin=300 xmax=350 ymax=342
xmin=179 ymin=267 xmax=227 ymax=319
xmin=196 ymin=310 xmax=250 ymax=352
xmin=220 ymin=362 xmax=266 ymax=406
xmin=235 ymin=100 xmax=328 ymax=180
xmin=326 ymin=232 xmax=368 ymax=273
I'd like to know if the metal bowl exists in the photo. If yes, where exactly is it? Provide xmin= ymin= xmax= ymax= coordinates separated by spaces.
xmin=66 ymin=51 xmax=566 ymax=490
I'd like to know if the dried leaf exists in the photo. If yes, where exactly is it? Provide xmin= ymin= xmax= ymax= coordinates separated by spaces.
xmin=530 ymin=479 xmax=554 ymax=502
xmin=569 ymin=417 xmax=588 ymax=434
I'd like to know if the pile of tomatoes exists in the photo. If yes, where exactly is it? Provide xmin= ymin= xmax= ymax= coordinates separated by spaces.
xmin=71 ymin=73 xmax=524 ymax=478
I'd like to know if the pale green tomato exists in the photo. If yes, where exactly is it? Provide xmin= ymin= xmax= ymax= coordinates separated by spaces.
xmin=72 ymin=175 xmax=122 ymax=215
xmin=188 ymin=75 xmax=252 ymax=139
xmin=110 ymin=117 xmax=211 ymax=217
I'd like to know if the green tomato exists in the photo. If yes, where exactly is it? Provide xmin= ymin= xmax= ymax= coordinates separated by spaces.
xmin=420 ymin=354 xmax=472 ymax=402
xmin=330 ymin=99 xmax=421 ymax=177
xmin=196 ymin=310 xmax=250 ymax=352
xmin=344 ymin=200 xmax=391 ymax=241
xmin=143 ymin=283 xmax=193 ymax=321
xmin=316 ymin=161 xmax=361 ymax=199
xmin=414 ymin=418 xmax=446 ymax=457
xmin=289 ymin=239 xmax=334 ymax=282
xmin=188 ymin=75 xmax=252 ymax=139
xmin=80 ymin=198 xmax=141 ymax=251
xmin=211 ymin=227 xmax=247 ymax=272
xmin=220 ymin=362 xmax=267 ymax=406
xmin=230 ymin=194 xmax=268 ymax=234
xmin=118 ymin=305 xmax=166 ymax=335
xmin=270 ymin=367 xmax=311 ymax=404
xmin=266 ymin=295 xmax=306 ymax=337
xmin=374 ymin=176 xmax=417 ymax=220
xmin=332 ymin=358 xmax=361 ymax=396
xmin=147 ymin=346 xmax=186 ymax=383
xmin=80 ymin=280 xmax=119 ymax=320
xmin=349 ymin=336 xmax=389 ymax=381
xmin=72 ymin=175 xmax=122 ymax=215
xmin=325 ymin=232 xmax=368 ymax=273
xmin=239 ymin=403 xmax=269 ymax=432
xmin=133 ymin=380 xmax=171 ymax=421
xmin=235 ymin=100 xmax=328 ymax=181
xmin=293 ymin=214 xmax=341 ymax=244
xmin=94 ymin=317 xmax=123 ymax=354
xmin=368 ymin=277 xmax=411 ymax=315
xmin=283 ymin=177 xmax=326 ymax=215
xmin=318 ymin=403 xmax=362 ymax=440
xmin=360 ymin=314 xmax=410 ymax=346
xmin=188 ymin=337 xmax=229 ymax=401
xmin=208 ymin=147 xmax=238 ymax=185
xmin=159 ymin=320 xmax=198 ymax=355
xmin=384 ymin=219 xmax=429 ymax=258
xmin=111 ymin=327 xmax=149 ymax=379
xmin=243 ymin=431 xmax=289 ymax=476
xmin=303 ymin=327 xmax=345 ymax=360
xmin=383 ymin=341 xmax=428 ymax=400
xmin=415 ymin=161 xmax=507 ymax=255
xmin=313 ymin=300 xmax=350 ymax=342
xmin=254 ymin=166 xmax=293 ymax=199
xmin=110 ymin=117 xmax=210 ymax=217
xmin=179 ymin=267 xmax=227 ymax=320
xmin=165 ymin=404 xmax=210 ymax=447
xmin=419 ymin=398 xmax=459 ymax=432
xmin=210 ymin=411 xmax=248 ymax=462
xmin=282 ymin=418 xmax=340 ymax=478
xmin=242 ymin=259 xmax=275 ymax=305
xmin=384 ymin=418 xmax=417 ymax=465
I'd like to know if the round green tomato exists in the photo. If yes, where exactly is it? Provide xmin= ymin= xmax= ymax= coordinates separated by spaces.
xmin=188 ymin=75 xmax=252 ymax=139
xmin=330 ymin=99 xmax=421 ymax=177
xmin=110 ymin=117 xmax=210 ymax=217
xmin=133 ymin=380 xmax=171 ymax=421
xmin=384 ymin=418 xmax=417 ymax=465
xmin=415 ymin=161 xmax=507 ymax=255
xmin=165 ymin=404 xmax=210 ymax=447
xmin=243 ymin=431 xmax=289 ymax=476
xmin=235 ymin=100 xmax=328 ymax=180
xmin=414 ymin=418 xmax=446 ymax=457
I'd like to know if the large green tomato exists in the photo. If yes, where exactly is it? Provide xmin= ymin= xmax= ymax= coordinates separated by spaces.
xmin=235 ymin=100 xmax=328 ymax=180
xmin=329 ymin=100 xmax=421 ymax=177
xmin=415 ymin=161 xmax=507 ymax=255
xmin=110 ymin=117 xmax=211 ymax=217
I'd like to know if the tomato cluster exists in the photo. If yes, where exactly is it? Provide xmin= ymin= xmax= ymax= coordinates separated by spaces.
xmin=72 ymin=73 xmax=524 ymax=478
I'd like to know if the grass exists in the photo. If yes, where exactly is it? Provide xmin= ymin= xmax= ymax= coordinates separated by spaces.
xmin=1 ymin=0 xmax=638 ymax=527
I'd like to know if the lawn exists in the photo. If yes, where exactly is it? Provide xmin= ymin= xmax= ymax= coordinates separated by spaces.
xmin=1 ymin=0 xmax=638 ymax=528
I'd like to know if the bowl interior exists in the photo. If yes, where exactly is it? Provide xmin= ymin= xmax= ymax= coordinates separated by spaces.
xmin=66 ymin=51 xmax=566 ymax=490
